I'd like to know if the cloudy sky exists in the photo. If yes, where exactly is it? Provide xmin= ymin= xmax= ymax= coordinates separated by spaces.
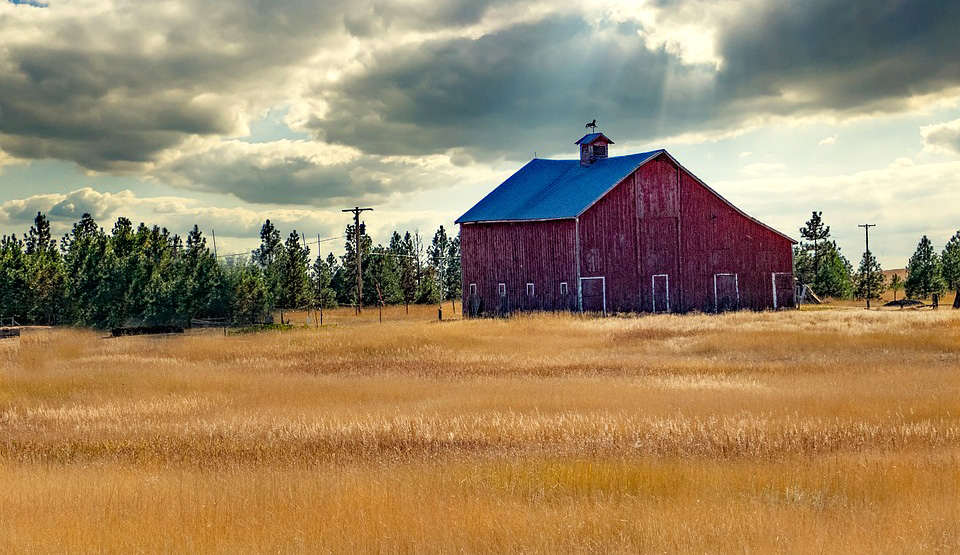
xmin=1 ymin=0 xmax=958 ymax=267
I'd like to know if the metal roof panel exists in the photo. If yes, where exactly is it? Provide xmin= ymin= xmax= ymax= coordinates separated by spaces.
xmin=456 ymin=151 xmax=661 ymax=223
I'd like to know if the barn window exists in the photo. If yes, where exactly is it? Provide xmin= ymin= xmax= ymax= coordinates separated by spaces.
xmin=469 ymin=283 xmax=477 ymax=296
xmin=498 ymin=283 xmax=506 ymax=297
xmin=560 ymin=282 xmax=568 ymax=295
xmin=526 ymin=283 xmax=535 ymax=296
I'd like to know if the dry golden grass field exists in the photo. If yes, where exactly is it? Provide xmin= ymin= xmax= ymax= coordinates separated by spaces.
xmin=2 ymin=305 xmax=959 ymax=553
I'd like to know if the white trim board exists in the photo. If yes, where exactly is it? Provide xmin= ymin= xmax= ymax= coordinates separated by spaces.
xmin=652 ymin=274 xmax=670 ymax=313
xmin=713 ymin=273 xmax=740 ymax=312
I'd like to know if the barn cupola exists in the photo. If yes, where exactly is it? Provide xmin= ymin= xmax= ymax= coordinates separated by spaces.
xmin=575 ymin=132 xmax=614 ymax=166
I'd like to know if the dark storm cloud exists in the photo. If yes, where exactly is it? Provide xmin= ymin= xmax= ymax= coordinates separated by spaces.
xmin=3 ymin=0 xmax=960 ymax=203
xmin=313 ymin=0 xmax=960 ymax=160
xmin=162 ymin=153 xmax=389 ymax=206
xmin=0 ymin=0 xmax=347 ymax=171
xmin=152 ymin=140 xmax=456 ymax=207
xmin=716 ymin=0 xmax=960 ymax=112
xmin=312 ymin=15 xmax=718 ymax=159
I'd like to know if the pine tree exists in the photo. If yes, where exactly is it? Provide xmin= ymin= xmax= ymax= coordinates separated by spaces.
xmin=888 ymin=273 xmax=904 ymax=302
xmin=23 ymin=212 xmax=65 ymax=324
xmin=426 ymin=225 xmax=451 ymax=304
xmin=390 ymin=231 xmax=418 ymax=311
xmin=180 ymin=225 xmax=228 ymax=323
xmin=253 ymin=220 xmax=284 ymax=311
xmin=814 ymin=241 xmax=853 ymax=299
xmin=798 ymin=211 xmax=831 ymax=283
xmin=366 ymin=244 xmax=402 ymax=305
xmin=252 ymin=220 xmax=282 ymax=269
xmin=327 ymin=252 xmax=350 ymax=306
xmin=24 ymin=211 xmax=57 ymax=255
xmin=853 ymin=251 xmax=885 ymax=300
xmin=0 ymin=235 xmax=29 ymax=322
xmin=63 ymin=214 xmax=120 ymax=328
xmin=139 ymin=228 xmax=184 ymax=327
xmin=941 ymin=230 xmax=960 ymax=291
xmin=905 ymin=235 xmax=945 ymax=299
xmin=126 ymin=224 xmax=166 ymax=323
xmin=102 ymin=217 xmax=137 ymax=325
xmin=445 ymin=235 xmax=461 ymax=304
xmin=792 ymin=245 xmax=815 ymax=286
xmin=312 ymin=252 xmax=338 ymax=309
xmin=277 ymin=231 xmax=312 ymax=309
xmin=224 ymin=259 xmax=268 ymax=325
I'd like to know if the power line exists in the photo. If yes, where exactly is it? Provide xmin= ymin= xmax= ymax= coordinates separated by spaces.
xmin=216 ymin=234 xmax=345 ymax=259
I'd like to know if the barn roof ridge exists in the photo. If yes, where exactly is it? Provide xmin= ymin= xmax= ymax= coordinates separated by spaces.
xmin=575 ymin=132 xmax=614 ymax=145
xmin=456 ymin=149 xmax=796 ymax=244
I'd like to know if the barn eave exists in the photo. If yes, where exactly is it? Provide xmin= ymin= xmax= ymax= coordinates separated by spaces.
xmin=458 ymin=217 xmax=575 ymax=225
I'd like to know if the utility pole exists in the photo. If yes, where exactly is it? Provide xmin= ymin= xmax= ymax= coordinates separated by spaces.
xmin=342 ymin=206 xmax=373 ymax=314
xmin=859 ymin=223 xmax=876 ymax=309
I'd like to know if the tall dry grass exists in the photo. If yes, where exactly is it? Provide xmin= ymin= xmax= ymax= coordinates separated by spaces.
xmin=1 ymin=308 xmax=959 ymax=553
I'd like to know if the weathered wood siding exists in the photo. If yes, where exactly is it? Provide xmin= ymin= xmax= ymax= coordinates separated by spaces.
xmin=636 ymin=155 xmax=681 ymax=312
xmin=577 ymin=168 xmax=640 ymax=312
xmin=460 ymin=220 xmax=577 ymax=315
xmin=678 ymin=169 xmax=795 ymax=312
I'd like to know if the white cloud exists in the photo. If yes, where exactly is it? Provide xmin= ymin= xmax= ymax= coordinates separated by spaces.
xmin=717 ymin=159 xmax=960 ymax=268
xmin=740 ymin=162 xmax=786 ymax=177
xmin=920 ymin=118 xmax=960 ymax=155
xmin=0 ymin=149 xmax=25 ymax=170
xmin=818 ymin=134 xmax=838 ymax=146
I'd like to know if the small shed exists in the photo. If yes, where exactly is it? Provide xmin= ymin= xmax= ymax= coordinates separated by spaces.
xmin=456 ymin=133 xmax=796 ymax=315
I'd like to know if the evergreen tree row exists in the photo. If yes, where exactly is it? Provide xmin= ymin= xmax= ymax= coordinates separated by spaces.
xmin=0 ymin=212 xmax=461 ymax=328
xmin=793 ymin=211 xmax=960 ymax=301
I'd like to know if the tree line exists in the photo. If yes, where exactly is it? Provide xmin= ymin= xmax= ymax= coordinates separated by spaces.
xmin=0 ymin=212 xmax=461 ymax=328
xmin=793 ymin=211 xmax=960 ymax=301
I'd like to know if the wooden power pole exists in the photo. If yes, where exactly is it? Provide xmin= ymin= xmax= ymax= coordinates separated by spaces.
xmin=859 ymin=223 xmax=876 ymax=309
xmin=342 ymin=206 xmax=373 ymax=314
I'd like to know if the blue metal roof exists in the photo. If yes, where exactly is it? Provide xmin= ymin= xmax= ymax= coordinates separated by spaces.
xmin=456 ymin=150 xmax=661 ymax=223
xmin=575 ymin=133 xmax=613 ymax=145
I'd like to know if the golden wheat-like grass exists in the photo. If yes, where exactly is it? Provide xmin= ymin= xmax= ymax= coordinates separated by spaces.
xmin=1 ymin=306 xmax=959 ymax=553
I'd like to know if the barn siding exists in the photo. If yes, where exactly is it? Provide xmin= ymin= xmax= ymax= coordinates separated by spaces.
xmin=678 ymin=169 xmax=795 ymax=312
xmin=577 ymin=171 xmax=640 ymax=313
xmin=460 ymin=220 xmax=577 ymax=316
xmin=636 ymin=156 xmax=681 ymax=312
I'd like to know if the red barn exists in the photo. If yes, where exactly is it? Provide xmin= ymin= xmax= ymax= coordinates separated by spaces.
xmin=456 ymin=133 xmax=796 ymax=315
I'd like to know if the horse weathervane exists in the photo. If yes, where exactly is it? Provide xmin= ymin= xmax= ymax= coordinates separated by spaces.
xmin=585 ymin=119 xmax=597 ymax=132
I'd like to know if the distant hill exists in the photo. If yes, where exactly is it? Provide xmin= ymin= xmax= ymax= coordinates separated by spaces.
xmin=881 ymin=268 xmax=905 ymax=280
